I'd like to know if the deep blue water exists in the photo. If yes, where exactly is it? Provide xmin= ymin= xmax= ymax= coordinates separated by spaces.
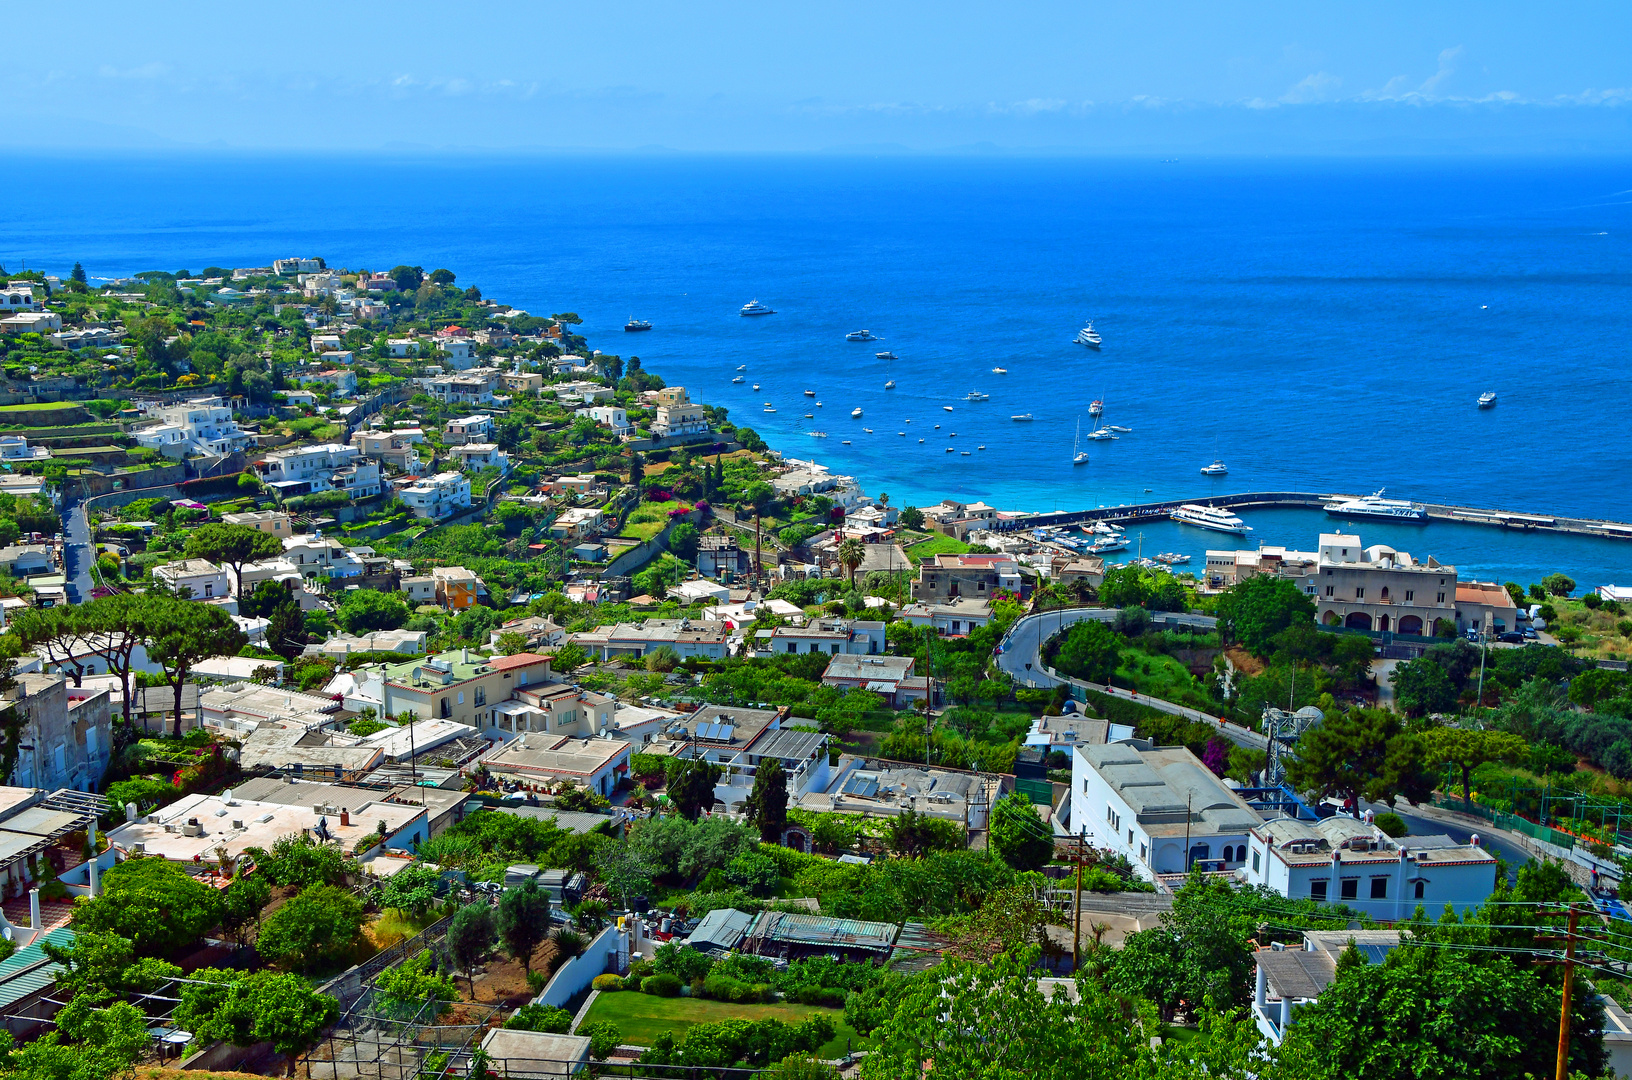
xmin=2 ymin=153 xmax=1630 ymax=586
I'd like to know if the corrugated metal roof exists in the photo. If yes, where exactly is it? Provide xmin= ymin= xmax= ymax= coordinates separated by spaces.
xmin=751 ymin=911 xmax=898 ymax=952
xmin=686 ymin=907 xmax=753 ymax=951
xmin=0 ymin=927 xmax=75 ymax=1009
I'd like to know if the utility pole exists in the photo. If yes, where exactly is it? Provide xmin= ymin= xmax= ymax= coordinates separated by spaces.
xmin=1054 ymin=834 xmax=1099 ymax=973
xmin=1548 ymin=903 xmax=1582 ymax=1080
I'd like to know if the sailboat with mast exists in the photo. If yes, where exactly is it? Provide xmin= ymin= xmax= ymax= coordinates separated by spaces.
xmin=1073 ymin=419 xmax=1089 ymax=466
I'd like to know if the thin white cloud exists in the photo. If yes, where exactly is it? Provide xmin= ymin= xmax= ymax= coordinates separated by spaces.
xmin=1420 ymin=46 xmax=1462 ymax=93
xmin=1280 ymin=72 xmax=1340 ymax=105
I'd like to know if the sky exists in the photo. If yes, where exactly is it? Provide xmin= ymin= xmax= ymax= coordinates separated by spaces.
xmin=8 ymin=1 xmax=1632 ymax=154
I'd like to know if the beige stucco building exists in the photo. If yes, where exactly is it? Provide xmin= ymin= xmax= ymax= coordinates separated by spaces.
xmin=1294 ymin=533 xmax=1455 ymax=637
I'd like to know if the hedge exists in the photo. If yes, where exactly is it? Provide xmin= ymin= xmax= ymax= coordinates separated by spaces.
xmin=591 ymin=973 xmax=624 ymax=991
xmin=642 ymin=972 xmax=682 ymax=997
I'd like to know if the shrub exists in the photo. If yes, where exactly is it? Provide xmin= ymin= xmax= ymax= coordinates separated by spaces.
xmin=642 ymin=972 xmax=682 ymax=997
xmin=702 ymin=970 xmax=771 ymax=1003
xmin=505 ymin=1004 xmax=573 ymax=1033
xmin=592 ymin=973 xmax=625 ymax=992
xmin=1374 ymin=812 xmax=1408 ymax=838
xmin=630 ymin=753 xmax=667 ymax=783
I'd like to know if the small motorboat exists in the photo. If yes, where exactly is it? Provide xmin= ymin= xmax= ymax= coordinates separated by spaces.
xmin=851 ymin=407 xmax=863 ymax=418
xmin=898 ymin=431 xmax=906 ymax=436
xmin=961 ymin=451 xmax=971 ymax=456
xmin=803 ymin=413 xmax=814 ymax=418
xmin=804 ymin=389 xmax=815 ymax=396
xmin=815 ymin=401 xmax=823 ymax=407
xmin=945 ymin=447 xmax=955 ymax=453
xmin=943 ymin=405 xmax=954 ymax=411
xmin=918 ymin=438 xmax=925 ymax=443
xmin=808 ymin=431 xmax=827 ymax=438
xmin=863 ymin=428 xmax=873 ymax=433
xmin=845 ymin=329 xmax=876 ymax=341
xmin=1109 ymin=425 xmax=1132 ymax=433
xmin=1201 ymin=460 xmax=1228 ymax=476
xmin=1012 ymin=413 xmax=1033 ymax=421
xmin=752 ymin=383 xmax=760 ymax=390
xmin=1089 ymin=399 xmax=1104 ymax=416
xmin=842 ymin=440 xmax=851 ymax=444
xmin=736 ymin=364 xmax=747 ymax=371
xmin=884 ymin=380 xmax=896 ymax=389
xmin=1478 ymin=391 xmax=1497 ymax=409
xmin=992 ymin=367 xmax=1007 ymax=374
xmin=732 ymin=375 xmax=744 ymax=383
xmin=876 ymin=350 xmax=897 ymax=359
xmin=977 ymin=445 xmax=986 ymax=450
xmin=764 ymin=406 xmax=776 ymax=413
xmin=934 ymin=424 xmax=940 ymax=429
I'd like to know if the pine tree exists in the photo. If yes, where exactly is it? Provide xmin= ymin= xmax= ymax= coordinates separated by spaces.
xmin=71 ymin=262 xmax=87 ymax=284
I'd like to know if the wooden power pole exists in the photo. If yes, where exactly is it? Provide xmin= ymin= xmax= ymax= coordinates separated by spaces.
xmin=1054 ymin=835 xmax=1101 ymax=973
xmin=1538 ymin=902 xmax=1584 ymax=1080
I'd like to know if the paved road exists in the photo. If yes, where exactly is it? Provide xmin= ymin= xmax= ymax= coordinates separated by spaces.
xmin=1369 ymin=799 xmax=1530 ymax=881
xmin=61 ymin=498 xmax=94 ymax=604
xmin=995 ymin=607 xmax=1267 ymax=751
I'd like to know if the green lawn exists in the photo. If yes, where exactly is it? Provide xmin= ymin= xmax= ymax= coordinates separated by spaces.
xmin=1112 ymin=648 xmax=1216 ymax=713
xmin=579 ymin=992 xmax=873 ymax=1058
xmin=906 ymin=534 xmax=971 ymax=564
xmin=619 ymin=519 xmax=666 ymax=542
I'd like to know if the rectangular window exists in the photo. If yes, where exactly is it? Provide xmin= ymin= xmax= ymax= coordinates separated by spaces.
xmin=1437 ymin=592 xmax=1445 ymax=603
xmin=1405 ymin=590 xmax=1414 ymax=602
xmin=1252 ymin=850 xmax=1261 ymax=872
xmin=1355 ymin=587 xmax=1364 ymax=599
xmin=1107 ymin=804 xmax=1114 ymax=823
xmin=787 ymin=643 xmax=796 ymax=653
xmin=1326 ymin=586 xmax=1335 ymax=596
xmin=1340 ymin=878 xmax=1359 ymax=900
xmin=1128 ymin=829 xmax=1134 ymax=845
xmin=1370 ymin=878 xmax=1388 ymax=899
xmin=474 ymin=687 xmax=486 ymax=706
xmin=1311 ymin=879 xmax=1328 ymax=901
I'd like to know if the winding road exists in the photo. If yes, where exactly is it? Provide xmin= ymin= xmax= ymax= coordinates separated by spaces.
xmin=995 ymin=606 xmax=1269 ymax=751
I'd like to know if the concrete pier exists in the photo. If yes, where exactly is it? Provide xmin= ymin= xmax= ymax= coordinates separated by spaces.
xmin=1004 ymin=490 xmax=1632 ymax=542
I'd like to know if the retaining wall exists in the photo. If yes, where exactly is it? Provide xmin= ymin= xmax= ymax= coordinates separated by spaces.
xmin=536 ymin=923 xmax=622 ymax=1011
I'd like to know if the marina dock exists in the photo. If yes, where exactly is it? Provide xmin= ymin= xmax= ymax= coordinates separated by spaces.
xmin=1004 ymin=491 xmax=1632 ymax=542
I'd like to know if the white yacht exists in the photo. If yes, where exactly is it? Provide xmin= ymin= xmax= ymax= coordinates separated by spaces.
xmin=1478 ymin=391 xmax=1497 ymax=409
xmin=943 ymin=405 xmax=954 ymax=412
xmin=804 ymin=389 xmax=815 ymax=396
xmin=1089 ymin=399 xmax=1104 ymax=417
xmin=965 ymin=390 xmax=989 ymax=402
xmin=752 ymin=383 xmax=760 ymax=391
xmin=740 ymin=300 xmax=775 ymax=316
xmin=851 ymin=407 xmax=863 ymax=418
xmin=1323 ymin=489 xmax=1429 ymax=523
xmin=763 ymin=406 xmax=776 ymax=413
xmin=1171 ymin=504 xmax=1251 ymax=535
xmin=1088 ymin=427 xmax=1118 ymax=441
xmin=863 ymin=428 xmax=873 ymax=433
xmin=992 ymin=366 xmax=1007 ymax=374
xmin=1108 ymin=425 xmax=1132 ymax=433
xmin=1089 ymin=535 xmax=1129 ymax=554
xmin=884 ymin=380 xmax=895 ymax=389
xmin=1012 ymin=413 xmax=1034 ymax=421
xmin=876 ymin=350 xmax=897 ymax=360
xmin=1075 ymin=321 xmax=1103 ymax=349
xmin=846 ymin=329 xmax=876 ymax=342
xmin=1073 ymin=419 xmax=1089 ymax=466
xmin=1200 ymin=460 xmax=1228 ymax=476
xmin=732 ymin=375 xmax=744 ymax=383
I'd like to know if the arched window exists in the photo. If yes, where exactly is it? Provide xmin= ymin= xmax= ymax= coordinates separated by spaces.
xmin=1414 ymin=880 xmax=1426 ymax=899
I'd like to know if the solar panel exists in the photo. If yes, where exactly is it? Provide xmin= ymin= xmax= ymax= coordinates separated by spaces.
xmin=696 ymin=722 xmax=717 ymax=741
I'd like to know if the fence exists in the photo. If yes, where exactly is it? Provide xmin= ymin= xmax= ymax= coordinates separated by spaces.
xmin=476 ymin=1058 xmax=780 ymax=1079
xmin=320 ymin=912 xmax=454 ymax=1010
xmin=1430 ymin=795 xmax=1578 ymax=850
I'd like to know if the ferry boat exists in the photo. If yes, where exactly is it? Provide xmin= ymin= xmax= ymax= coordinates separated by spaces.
xmin=1478 ymin=391 xmax=1497 ymax=409
xmin=1089 ymin=399 xmax=1104 ymax=417
xmin=876 ymin=351 xmax=897 ymax=360
xmin=624 ymin=318 xmax=652 ymax=332
xmin=1012 ymin=413 xmax=1034 ymax=421
xmin=1171 ymin=503 xmax=1252 ymax=535
xmin=965 ymin=390 xmax=989 ymax=402
xmin=1200 ymin=460 xmax=1228 ymax=476
xmin=851 ymin=407 xmax=863 ymax=418
xmin=1323 ymin=489 xmax=1429 ymax=523
xmin=740 ymin=300 xmax=775 ymax=316
xmin=846 ymin=330 xmax=876 ymax=342
xmin=1074 ymin=321 xmax=1103 ymax=350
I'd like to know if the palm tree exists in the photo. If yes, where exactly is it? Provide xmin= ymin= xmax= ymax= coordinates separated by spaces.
xmin=838 ymin=538 xmax=865 ymax=587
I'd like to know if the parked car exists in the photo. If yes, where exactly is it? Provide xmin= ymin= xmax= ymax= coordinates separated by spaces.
xmin=1498 ymin=631 xmax=1525 ymax=644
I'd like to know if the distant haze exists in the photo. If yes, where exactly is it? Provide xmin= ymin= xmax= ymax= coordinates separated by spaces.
xmin=8 ymin=1 xmax=1632 ymax=155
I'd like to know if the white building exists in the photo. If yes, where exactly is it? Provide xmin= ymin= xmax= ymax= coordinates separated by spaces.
xmin=1068 ymin=739 xmax=1263 ymax=882
xmin=135 ymin=397 xmax=255 ymax=458
xmin=153 ymin=558 xmax=231 ymax=601
xmin=402 ymin=471 xmax=472 ymax=519
xmin=1241 ymin=814 xmax=1496 ymax=920
xmin=282 ymin=534 xmax=366 ymax=580
xmin=576 ymin=405 xmax=632 ymax=437
xmin=0 ymin=436 xmax=49 ymax=462
xmin=898 ymin=597 xmax=994 ymax=636
xmin=450 ymin=443 xmax=509 ymax=474
xmin=0 ymin=282 xmax=41 ymax=312
xmin=256 ymin=443 xmax=381 ymax=500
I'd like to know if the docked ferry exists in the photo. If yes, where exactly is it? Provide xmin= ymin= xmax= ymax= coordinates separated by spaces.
xmin=1170 ymin=503 xmax=1252 ymax=535
xmin=1324 ymin=489 xmax=1429 ymax=523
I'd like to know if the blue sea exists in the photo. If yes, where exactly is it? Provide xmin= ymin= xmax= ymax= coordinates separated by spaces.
xmin=3 ymin=153 xmax=1630 ymax=587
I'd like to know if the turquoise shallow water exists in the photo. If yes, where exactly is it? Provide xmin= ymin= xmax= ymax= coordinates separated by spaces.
xmin=2 ymin=153 xmax=1629 ymax=585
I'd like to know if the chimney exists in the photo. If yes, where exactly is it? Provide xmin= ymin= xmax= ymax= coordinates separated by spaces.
xmin=340 ymin=809 xmax=351 ymax=827
xmin=28 ymin=888 xmax=39 ymax=930
xmin=1470 ymin=834 xmax=1480 ymax=847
